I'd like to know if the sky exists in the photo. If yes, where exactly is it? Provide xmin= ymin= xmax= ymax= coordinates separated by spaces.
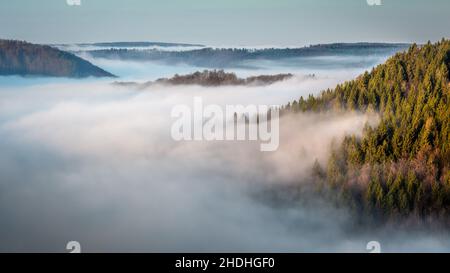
xmin=0 ymin=0 xmax=449 ymax=46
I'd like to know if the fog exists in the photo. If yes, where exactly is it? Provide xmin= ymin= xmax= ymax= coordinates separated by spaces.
xmin=0 ymin=55 xmax=449 ymax=253
xmin=77 ymin=48 xmax=396 ymax=82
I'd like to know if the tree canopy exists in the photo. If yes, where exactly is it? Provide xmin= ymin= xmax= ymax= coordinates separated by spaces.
xmin=285 ymin=39 xmax=450 ymax=223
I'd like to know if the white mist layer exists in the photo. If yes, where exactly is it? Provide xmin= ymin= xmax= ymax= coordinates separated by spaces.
xmin=0 ymin=59 xmax=449 ymax=252
xmin=79 ymin=52 xmax=391 ymax=82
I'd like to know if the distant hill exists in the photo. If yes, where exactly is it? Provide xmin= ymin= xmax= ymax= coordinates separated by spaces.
xmin=52 ymin=41 xmax=206 ymax=52
xmin=77 ymin=41 xmax=205 ymax=48
xmin=0 ymin=39 xmax=115 ymax=78
xmin=114 ymin=70 xmax=294 ymax=88
xmin=83 ymin=43 xmax=410 ymax=68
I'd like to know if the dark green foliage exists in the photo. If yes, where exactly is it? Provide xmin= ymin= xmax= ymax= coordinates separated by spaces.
xmin=286 ymin=39 xmax=450 ymax=222
xmin=0 ymin=39 xmax=115 ymax=78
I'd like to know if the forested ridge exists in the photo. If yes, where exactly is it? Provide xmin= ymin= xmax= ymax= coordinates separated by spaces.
xmin=115 ymin=70 xmax=293 ymax=88
xmin=285 ymin=39 xmax=450 ymax=224
xmin=0 ymin=39 xmax=115 ymax=78
xmin=86 ymin=43 xmax=409 ymax=68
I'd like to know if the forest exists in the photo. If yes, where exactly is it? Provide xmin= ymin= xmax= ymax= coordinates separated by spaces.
xmin=0 ymin=39 xmax=114 ymax=78
xmin=114 ymin=70 xmax=293 ymax=88
xmin=283 ymin=39 xmax=450 ymax=225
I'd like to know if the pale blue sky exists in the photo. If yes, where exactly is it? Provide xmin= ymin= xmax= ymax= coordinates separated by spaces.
xmin=0 ymin=0 xmax=449 ymax=46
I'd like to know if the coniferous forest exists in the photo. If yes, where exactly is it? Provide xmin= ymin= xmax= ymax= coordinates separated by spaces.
xmin=284 ymin=39 xmax=450 ymax=225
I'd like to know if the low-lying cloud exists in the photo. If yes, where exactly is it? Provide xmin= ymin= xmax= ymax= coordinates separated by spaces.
xmin=0 ymin=58 xmax=449 ymax=252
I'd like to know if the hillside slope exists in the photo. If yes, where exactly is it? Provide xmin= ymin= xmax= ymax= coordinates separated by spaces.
xmin=0 ymin=40 xmax=115 ymax=78
xmin=285 ymin=39 xmax=450 ymax=223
